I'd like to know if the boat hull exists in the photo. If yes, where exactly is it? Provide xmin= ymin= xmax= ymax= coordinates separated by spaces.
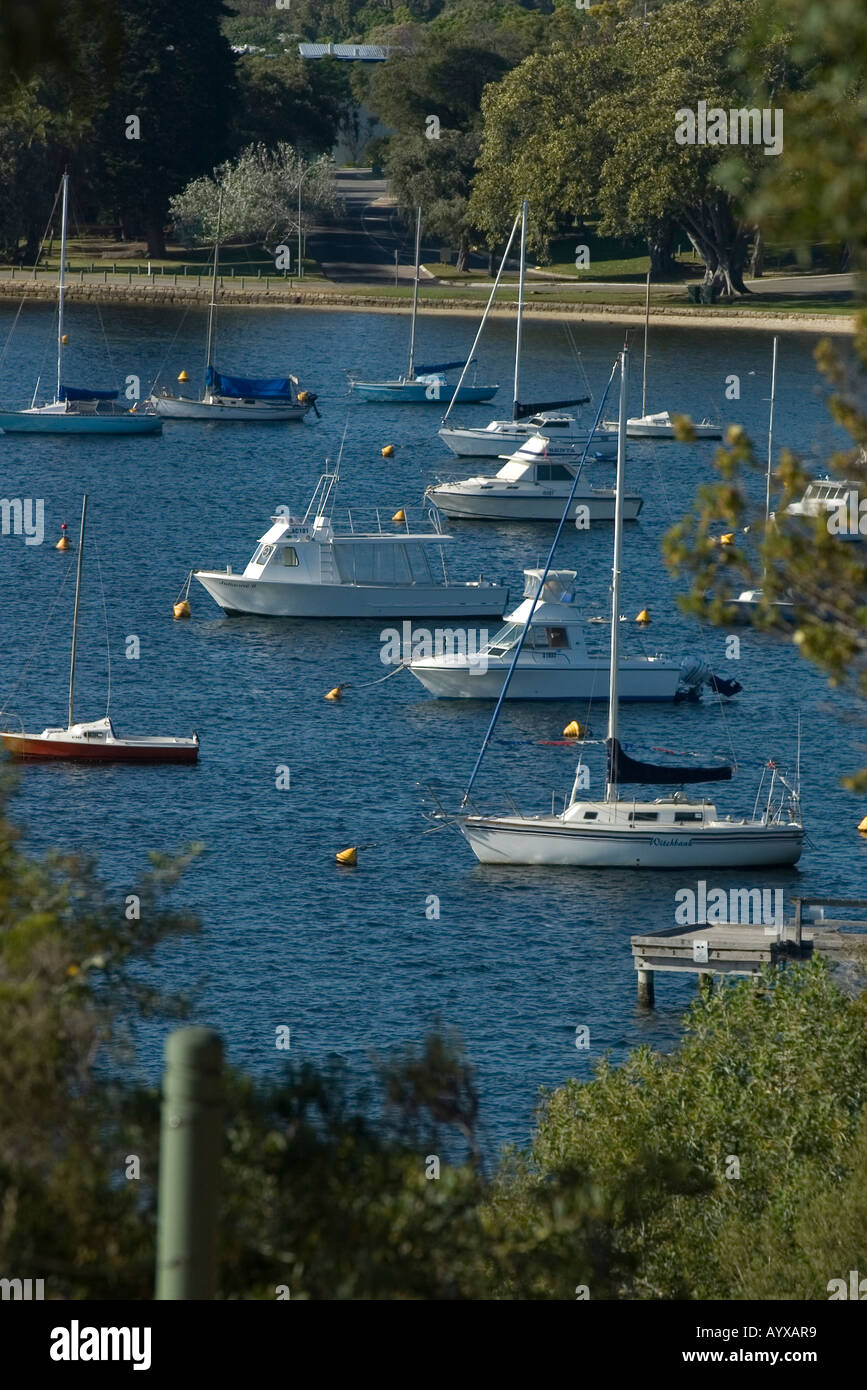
xmin=626 ymin=420 xmax=722 ymax=439
xmin=0 ymin=411 xmax=161 ymax=434
xmin=352 ymin=382 xmax=497 ymax=404
xmin=194 ymin=571 xmax=507 ymax=619
xmin=459 ymin=818 xmax=804 ymax=868
xmin=427 ymin=487 xmax=642 ymax=522
xmin=1 ymin=732 xmax=198 ymax=763
xmin=409 ymin=658 xmax=681 ymax=700
xmin=151 ymin=394 xmax=308 ymax=421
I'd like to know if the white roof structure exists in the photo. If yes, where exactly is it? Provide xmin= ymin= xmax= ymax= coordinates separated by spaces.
xmin=298 ymin=43 xmax=392 ymax=61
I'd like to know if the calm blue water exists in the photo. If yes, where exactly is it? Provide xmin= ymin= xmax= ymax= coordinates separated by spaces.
xmin=1 ymin=300 xmax=865 ymax=1156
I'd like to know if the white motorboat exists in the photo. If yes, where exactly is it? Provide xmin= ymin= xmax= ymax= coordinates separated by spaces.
xmin=425 ymin=434 xmax=641 ymax=523
xmin=194 ymin=468 xmax=508 ymax=619
xmin=150 ymin=188 xmax=316 ymax=422
xmin=409 ymin=567 xmax=741 ymax=701
xmin=446 ymin=346 xmax=804 ymax=869
xmin=0 ymin=175 xmax=161 ymax=436
xmin=626 ymin=409 xmax=721 ymax=440
xmin=1 ymin=497 xmax=198 ymax=764
xmin=439 ymin=412 xmax=615 ymax=459
xmin=784 ymin=477 xmax=863 ymax=529
xmin=437 ymin=200 xmax=592 ymax=456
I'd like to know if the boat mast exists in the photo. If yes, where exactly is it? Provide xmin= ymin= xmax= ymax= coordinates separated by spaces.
xmin=56 ymin=172 xmax=69 ymax=404
xmin=204 ymin=187 xmax=223 ymax=391
xmin=440 ymin=208 xmax=521 ymax=426
xmin=406 ymin=206 xmax=422 ymax=381
xmin=68 ymin=494 xmax=87 ymax=728
xmin=512 ymin=199 xmax=528 ymax=420
xmin=605 ymin=348 xmax=629 ymax=801
xmin=640 ymin=266 xmax=650 ymax=417
xmin=764 ymin=335 xmax=778 ymax=526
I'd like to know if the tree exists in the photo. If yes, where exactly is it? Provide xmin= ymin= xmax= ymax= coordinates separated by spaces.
xmin=169 ymin=143 xmax=340 ymax=254
xmin=230 ymin=55 xmax=347 ymax=157
xmin=471 ymin=1 xmax=796 ymax=294
xmin=89 ymin=0 xmax=236 ymax=256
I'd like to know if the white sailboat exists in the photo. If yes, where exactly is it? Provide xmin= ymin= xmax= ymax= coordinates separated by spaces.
xmin=437 ymin=201 xmax=595 ymax=457
xmin=194 ymin=466 xmax=507 ymax=619
xmin=2 ymin=497 xmax=199 ymax=763
xmin=446 ymin=347 xmax=804 ymax=869
xmin=0 ymin=175 xmax=162 ymax=436
xmin=624 ymin=269 xmax=721 ymax=440
xmin=729 ymin=337 xmax=795 ymax=621
xmin=348 ymin=207 xmax=497 ymax=405
xmin=150 ymin=190 xmax=316 ymax=422
xmin=408 ymin=566 xmax=742 ymax=701
xmin=426 ymin=433 xmax=641 ymax=523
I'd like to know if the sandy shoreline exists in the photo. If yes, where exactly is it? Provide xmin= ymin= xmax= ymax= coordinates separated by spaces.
xmin=0 ymin=280 xmax=856 ymax=335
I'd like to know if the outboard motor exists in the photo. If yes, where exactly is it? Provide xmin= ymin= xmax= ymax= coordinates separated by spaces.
xmin=677 ymin=655 xmax=742 ymax=700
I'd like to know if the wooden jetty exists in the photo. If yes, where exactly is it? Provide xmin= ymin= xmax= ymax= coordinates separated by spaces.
xmin=631 ymin=896 xmax=867 ymax=1008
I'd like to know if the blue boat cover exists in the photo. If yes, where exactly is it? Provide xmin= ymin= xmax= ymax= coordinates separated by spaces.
xmin=416 ymin=359 xmax=472 ymax=375
xmin=206 ymin=367 xmax=294 ymax=400
xmin=61 ymin=385 xmax=119 ymax=401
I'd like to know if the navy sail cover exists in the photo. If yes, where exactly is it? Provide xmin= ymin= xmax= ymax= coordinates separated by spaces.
xmin=415 ymin=360 xmax=469 ymax=375
xmin=206 ymin=368 xmax=295 ymax=400
xmin=514 ymin=395 xmax=590 ymax=418
xmin=607 ymin=738 xmax=732 ymax=786
xmin=61 ymin=386 xmax=119 ymax=401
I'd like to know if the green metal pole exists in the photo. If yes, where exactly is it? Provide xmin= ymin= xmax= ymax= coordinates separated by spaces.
xmin=155 ymin=1027 xmax=223 ymax=1299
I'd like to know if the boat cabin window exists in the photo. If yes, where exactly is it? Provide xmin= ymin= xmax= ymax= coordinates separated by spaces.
xmin=255 ymin=544 xmax=275 ymax=566
xmin=280 ymin=546 xmax=299 ymax=566
xmin=336 ymin=541 xmax=412 ymax=586
xmin=630 ymin=812 xmax=659 ymax=822
xmin=535 ymin=463 xmax=574 ymax=482
xmin=487 ymin=621 xmax=521 ymax=656
xmin=583 ymin=811 xmax=598 ymax=820
xmin=674 ymin=811 xmax=703 ymax=822
xmin=546 ymin=627 xmax=569 ymax=648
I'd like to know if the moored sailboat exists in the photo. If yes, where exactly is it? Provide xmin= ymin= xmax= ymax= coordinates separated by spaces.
xmin=0 ymin=175 xmax=161 ymax=436
xmin=444 ymin=347 xmax=803 ymax=869
xmin=1 ymin=498 xmax=199 ymax=764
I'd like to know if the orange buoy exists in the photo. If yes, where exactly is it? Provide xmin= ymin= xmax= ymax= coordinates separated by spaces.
xmin=177 ymin=370 xmax=189 ymax=383
xmin=336 ymin=846 xmax=357 ymax=865
xmin=381 ymin=444 xmax=395 ymax=458
xmin=61 ymin=334 xmax=69 ymax=345
xmin=858 ymin=816 xmax=867 ymax=834
xmin=636 ymin=608 xmax=650 ymax=625
xmin=563 ymin=720 xmax=586 ymax=739
xmin=325 ymin=686 xmax=343 ymax=701
xmin=392 ymin=508 xmax=406 ymax=524
xmin=173 ymin=599 xmax=191 ymax=619
xmin=56 ymin=522 xmax=70 ymax=551
xmin=720 ymin=533 xmax=735 ymax=547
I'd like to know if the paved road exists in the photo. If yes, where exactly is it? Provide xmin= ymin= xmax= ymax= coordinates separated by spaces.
xmin=308 ymin=170 xmax=421 ymax=283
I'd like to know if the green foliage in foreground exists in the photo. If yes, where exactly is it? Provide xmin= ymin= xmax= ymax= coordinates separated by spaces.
xmin=1 ymin=779 xmax=866 ymax=1299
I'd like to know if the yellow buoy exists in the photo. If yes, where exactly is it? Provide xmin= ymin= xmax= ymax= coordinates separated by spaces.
xmin=858 ymin=816 xmax=867 ymax=834
xmin=336 ymin=846 xmax=358 ymax=865
xmin=381 ymin=444 xmax=395 ymax=458
xmin=61 ymin=334 xmax=69 ymax=345
xmin=636 ymin=608 xmax=650 ymax=625
xmin=720 ymin=533 xmax=735 ymax=546
xmin=563 ymin=720 xmax=585 ymax=739
xmin=173 ymin=599 xmax=191 ymax=620
xmin=324 ymin=686 xmax=343 ymax=701
xmin=56 ymin=522 xmax=70 ymax=551
xmin=177 ymin=369 xmax=189 ymax=383
xmin=392 ymin=508 xmax=406 ymax=524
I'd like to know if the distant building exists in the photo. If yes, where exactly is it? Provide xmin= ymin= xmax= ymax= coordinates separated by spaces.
xmin=298 ymin=43 xmax=394 ymax=62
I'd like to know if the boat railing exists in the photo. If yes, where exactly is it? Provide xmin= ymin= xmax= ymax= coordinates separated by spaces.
xmin=1 ymin=712 xmax=25 ymax=735
xmin=301 ymin=506 xmax=446 ymax=539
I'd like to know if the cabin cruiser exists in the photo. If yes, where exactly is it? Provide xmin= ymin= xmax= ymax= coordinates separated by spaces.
xmin=408 ymin=568 xmax=741 ymax=701
xmin=624 ymin=410 xmax=721 ymax=440
xmin=426 ymin=435 xmax=641 ymax=523
xmin=784 ymin=477 xmax=863 ymax=534
xmin=438 ymin=411 xmax=614 ymax=459
xmin=194 ymin=469 xmax=508 ymax=619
